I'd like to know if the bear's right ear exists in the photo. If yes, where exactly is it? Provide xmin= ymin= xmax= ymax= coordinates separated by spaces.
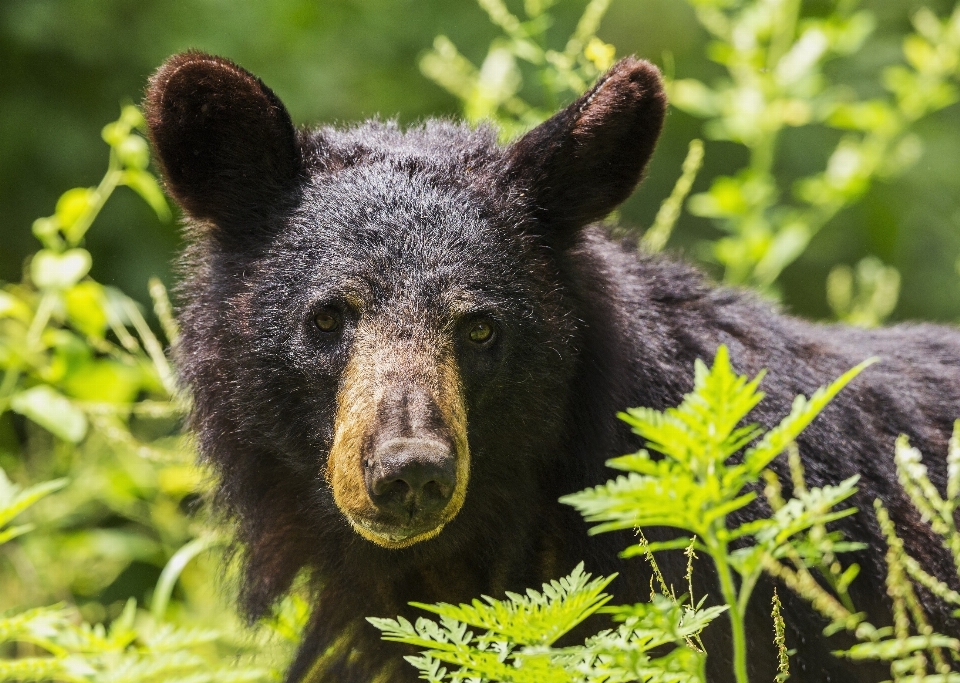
xmin=144 ymin=52 xmax=301 ymax=236
xmin=501 ymin=57 xmax=667 ymax=235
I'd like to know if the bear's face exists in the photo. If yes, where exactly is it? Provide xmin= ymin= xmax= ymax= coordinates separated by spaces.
xmin=242 ymin=163 xmax=577 ymax=547
xmin=144 ymin=52 xmax=666 ymax=551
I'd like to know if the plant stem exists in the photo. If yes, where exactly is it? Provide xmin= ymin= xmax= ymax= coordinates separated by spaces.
xmin=710 ymin=540 xmax=750 ymax=683
xmin=66 ymin=150 xmax=122 ymax=247
xmin=25 ymin=292 xmax=57 ymax=349
xmin=768 ymin=0 xmax=801 ymax=70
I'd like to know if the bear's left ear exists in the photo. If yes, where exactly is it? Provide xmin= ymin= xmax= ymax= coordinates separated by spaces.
xmin=502 ymin=57 xmax=667 ymax=232
xmin=144 ymin=52 xmax=302 ymax=238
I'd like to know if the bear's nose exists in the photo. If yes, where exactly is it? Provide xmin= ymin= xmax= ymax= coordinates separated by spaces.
xmin=365 ymin=438 xmax=456 ymax=520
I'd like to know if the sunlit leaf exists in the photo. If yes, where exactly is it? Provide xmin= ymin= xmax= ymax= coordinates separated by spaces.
xmin=54 ymin=188 xmax=96 ymax=236
xmin=30 ymin=249 xmax=92 ymax=290
xmin=0 ymin=291 xmax=32 ymax=323
xmin=64 ymin=280 xmax=109 ymax=339
xmin=9 ymin=385 xmax=88 ymax=443
xmin=116 ymin=135 xmax=150 ymax=170
xmin=122 ymin=169 xmax=171 ymax=221
xmin=62 ymin=359 xmax=142 ymax=403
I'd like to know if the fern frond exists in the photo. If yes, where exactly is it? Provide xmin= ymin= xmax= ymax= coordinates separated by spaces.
xmin=400 ymin=563 xmax=615 ymax=648
xmin=0 ymin=655 xmax=92 ymax=683
xmin=0 ymin=606 xmax=75 ymax=660
xmin=742 ymin=358 xmax=875 ymax=475
xmin=618 ymin=347 xmax=766 ymax=476
xmin=373 ymin=580 xmax=722 ymax=683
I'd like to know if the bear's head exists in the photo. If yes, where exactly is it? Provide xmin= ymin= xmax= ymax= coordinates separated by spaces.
xmin=144 ymin=51 xmax=665 ymax=607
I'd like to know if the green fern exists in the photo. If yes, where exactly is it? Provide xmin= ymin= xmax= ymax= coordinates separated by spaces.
xmin=562 ymin=345 xmax=873 ymax=683
xmin=369 ymin=563 xmax=722 ymax=683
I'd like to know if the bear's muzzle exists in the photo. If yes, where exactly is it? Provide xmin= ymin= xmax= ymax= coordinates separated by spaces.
xmin=325 ymin=327 xmax=470 ymax=548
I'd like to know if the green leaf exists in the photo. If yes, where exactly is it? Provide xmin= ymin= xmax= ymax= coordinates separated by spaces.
xmin=0 ymin=523 xmax=34 ymax=546
xmin=827 ymin=100 xmax=896 ymax=133
xmin=121 ymin=169 xmax=171 ymax=221
xmin=54 ymin=188 xmax=97 ymax=237
xmin=840 ymin=634 xmax=960 ymax=661
xmin=742 ymin=357 xmax=876 ymax=475
xmin=408 ymin=563 xmax=615 ymax=647
xmin=30 ymin=249 xmax=92 ymax=290
xmin=31 ymin=216 xmax=63 ymax=250
xmin=0 ymin=291 xmax=32 ymax=323
xmin=62 ymin=359 xmax=142 ymax=403
xmin=0 ymin=469 xmax=67 ymax=533
xmin=753 ymin=477 xmax=860 ymax=552
xmin=116 ymin=135 xmax=150 ymax=170
xmin=9 ymin=385 xmax=88 ymax=443
xmin=617 ymin=346 xmax=765 ymax=476
xmin=753 ymin=221 xmax=811 ymax=286
xmin=668 ymin=79 xmax=719 ymax=118
xmin=64 ymin=281 xmax=109 ymax=339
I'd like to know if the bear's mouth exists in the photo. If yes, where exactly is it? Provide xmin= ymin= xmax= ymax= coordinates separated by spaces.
xmin=346 ymin=513 xmax=448 ymax=549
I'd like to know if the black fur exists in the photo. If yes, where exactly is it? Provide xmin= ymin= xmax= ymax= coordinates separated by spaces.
xmin=144 ymin=52 xmax=960 ymax=683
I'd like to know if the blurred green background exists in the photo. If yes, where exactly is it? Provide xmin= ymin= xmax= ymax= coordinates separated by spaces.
xmin=3 ymin=0 xmax=959 ymax=322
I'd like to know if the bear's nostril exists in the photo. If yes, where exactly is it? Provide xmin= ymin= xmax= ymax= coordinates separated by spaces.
xmin=421 ymin=480 xmax=447 ymax=504
xmin=365 ymin=438 xmax=456 ymax=520
xmin=372 ymin=476 xmax=411 ymax=501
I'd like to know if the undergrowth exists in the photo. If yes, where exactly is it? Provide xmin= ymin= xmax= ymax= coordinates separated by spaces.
xmin=372 ymin=348 xmax=960 ymax=682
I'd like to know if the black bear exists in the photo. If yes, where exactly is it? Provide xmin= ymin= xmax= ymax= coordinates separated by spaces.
xmin=144 ymin=52 xmax=960 ymax=682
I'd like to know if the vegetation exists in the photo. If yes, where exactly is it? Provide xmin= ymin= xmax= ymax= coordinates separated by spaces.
xmin=373 ymin=349 xmax=960 ymax=682
xmin=0 ymin=109 xmax=305 ymax=681
xmin=2 ymin=0 xmax=960 ymax=681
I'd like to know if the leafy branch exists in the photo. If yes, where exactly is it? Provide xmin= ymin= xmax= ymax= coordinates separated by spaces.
xmin=370 ymin=563 xmax=722 ymax=683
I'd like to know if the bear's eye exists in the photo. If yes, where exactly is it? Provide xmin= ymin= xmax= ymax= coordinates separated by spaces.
xmin=467 ymin=319 xmax=496 ymax=345
xmin=314 ymin=307 xmax=342 ymax=333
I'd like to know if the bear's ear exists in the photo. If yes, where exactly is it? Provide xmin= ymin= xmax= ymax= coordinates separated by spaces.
xmin=502 ymin=57 xmax=667 ymax=232
xmin=144 ymin=52 xmax=301 ymax=236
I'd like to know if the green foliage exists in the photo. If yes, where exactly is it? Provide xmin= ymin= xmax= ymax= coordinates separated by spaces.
xmin=0 ymin=465 xmax=265 ymax=683
xmin=420 ymin=0 xmax=619 ymax=140
xmin=0 ymin=595 xmax=276 ymax=683
xmin=379 ymin=346 xmax=960 ymax=682
xmin=424 ymin=0 xmax=960 ymax=320
xmin=4 ymin=4 xmax=960 ymax=683
xmin=827 ymin=427 xmax=960 ymax=679
xmin=1 ymin=105 xmax=177 ymax=446
xmin=0 ymin=106 xmax=197 ymax=616
xmin=420 ymin=0 xmax=705 ymax=253
xmin=674 ymin=0 xmax=960 ymax=294
xmin=370 ymin=563 xmax=724 ymax=683
xmin=827 ymin=256 xmax=901 ymax=328
xmin=0 ymin=468 xmax=66 ymax=547
xmin=0 ymin=108 xmax=305 ymax=683
xmin=766 ymin=429 xmax=960 ymax=680
xmin=562 ymin=346 xmax=870 ymax=682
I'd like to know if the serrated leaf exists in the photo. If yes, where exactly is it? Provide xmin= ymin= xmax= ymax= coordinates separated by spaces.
xmin=742 ymin=358 xmax=876 ymax=475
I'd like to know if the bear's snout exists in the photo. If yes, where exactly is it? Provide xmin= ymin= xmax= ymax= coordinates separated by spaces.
xmin=365 ymin=437 xmax=457 ymax=522
xmin=324 ymin=328 xmax=471 ymax=548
